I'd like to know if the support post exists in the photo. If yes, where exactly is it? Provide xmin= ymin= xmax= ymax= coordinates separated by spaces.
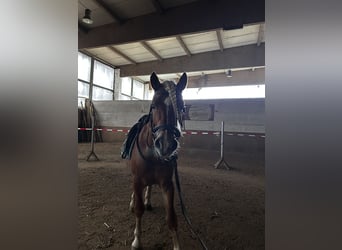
xmin=214 ymin=121 xmax=231 ymax=170
xmin=86 ymin=104 xmax=99 ymax=161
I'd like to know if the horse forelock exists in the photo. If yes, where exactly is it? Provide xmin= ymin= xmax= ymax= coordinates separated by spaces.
xmin=162 ymin=81 xmax=181 ymax=126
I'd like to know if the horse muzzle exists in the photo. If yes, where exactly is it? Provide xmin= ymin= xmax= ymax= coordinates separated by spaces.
xmin=152 ymin=125 xmax=180 ymax=161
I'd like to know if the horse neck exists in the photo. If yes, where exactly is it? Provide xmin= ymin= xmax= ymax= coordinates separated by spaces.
xmin=138 ymin=121 xmax=154 ymax=150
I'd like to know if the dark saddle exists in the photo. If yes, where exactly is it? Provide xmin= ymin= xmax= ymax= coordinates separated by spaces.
xmin=121 ymin=114 xmax=150 ymax=159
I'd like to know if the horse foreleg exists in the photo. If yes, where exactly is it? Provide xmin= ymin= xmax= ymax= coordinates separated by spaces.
xmin=129 ymin=192 xmax=134 ymax=212
xmin=161 ymin=182 xmax=180 ymax=250
xmin=144 ymin=185 xmax=152 ymax=210
xmin=131 ymin=182 xmax=144 ymax=250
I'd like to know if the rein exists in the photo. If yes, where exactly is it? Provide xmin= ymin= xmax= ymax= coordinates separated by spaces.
xmin=174 ymin=162 xmax=208 ymax=250
xmin=135 ymin=126 xmax=149 ymax=162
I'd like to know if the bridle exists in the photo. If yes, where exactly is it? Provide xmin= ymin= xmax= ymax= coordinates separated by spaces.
xmin=149 ymin=105 xmax=182 ymax=140
xmin=136 ymin=83 xmax=184 ymax=162
xmin=149 ymin=80 xmax=184 ymax=142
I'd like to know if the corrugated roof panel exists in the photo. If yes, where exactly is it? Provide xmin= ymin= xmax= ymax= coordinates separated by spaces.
xmin=131 ymin=52 xmax=157 ymax=63
xmin=186 ymin=41 xmax=219 ymax=54
xmin=222 ymin=24 xmax=260 ymax=39
xmin=147 ymin=37 xmax=186 ymax=58
xmin=84 ymin=47 xmax=130 ymax=66
xmin=182 ymin=31 xmax=219 ymax=54
xmin=222 ymin=33 xmax=259 ymax=49
xmin=182 ymin=31 xmax=216 ymax=41
xmin=85 ymin=47 xmax=113 ymax=56
xmin=158 ymin=47 xmax=186 ymax=58
xmin=115 ymin=43 xmax=156 ymax=62
xmin=104 ymin=57 xmax=131 ymax=66
xmin=115 ymin=42 xmax=142 ymax=50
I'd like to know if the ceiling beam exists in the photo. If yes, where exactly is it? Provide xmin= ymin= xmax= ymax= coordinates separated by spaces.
xmin=257 ymin=23 xmax=264 ymax=46
xmin=216 ymin=30 xmax=224 ymax=52
xmin=119 ymin=44 xmax=265 ymax=77
xmin=132 ymin=76 xmax=147 ymax=83
xmin=140 ymin=41 xmax=163 ymax=62
xmin=176 ymin=36 xmax=191 ymax=56
xmin=151 ymin=0 xmax=165 ymax=14
xmin=79 ymin=0 xmax=264 ymax=49
xmin=95 ymin=0 xmax=124 ymax=24
xmin=108 ymin=46 xmax=137 ymax=65
xmin=187 ymin=68 xmax=265 ymax=88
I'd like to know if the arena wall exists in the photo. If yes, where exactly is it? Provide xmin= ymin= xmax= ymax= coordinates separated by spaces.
xmin=91 ymin=98 xmax=265 ymax=155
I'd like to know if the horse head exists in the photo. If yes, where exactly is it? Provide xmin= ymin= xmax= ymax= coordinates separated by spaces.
xmin=149 ymin=72 xmax=187 ymax=161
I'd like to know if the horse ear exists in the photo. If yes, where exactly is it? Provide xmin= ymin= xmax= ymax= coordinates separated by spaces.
xmin=150 ymin=72 xmax=161 ymax=91
xmin=177 ymin=73 xmax=187 ymax=92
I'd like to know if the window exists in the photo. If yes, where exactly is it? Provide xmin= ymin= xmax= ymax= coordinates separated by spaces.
xmin=92 ymin=86 xmax=113 ymax=100
xmin=78 ymin=52 xmax=115 ymax=106
xmin=78 ymin=81 xmax=89 ymax=98
xmin=91 ymin=60 xmax=114 ymax=101
xmin=93 ymin=60 xmax=114 ymax=89
xmin=78 ymin=53 xmax=91 ymax=107
xmin=121 ymin=77 xmax=132 ymax=96
xmin=78 ymin=52 xmax=91 ymax=82
xmin=132 ymin=80 xmax=144 ymax=99
xmin=120 ymin=77 xmax=145 ymax=100
xmin=118 ymin=94 xmax=131 ymax=100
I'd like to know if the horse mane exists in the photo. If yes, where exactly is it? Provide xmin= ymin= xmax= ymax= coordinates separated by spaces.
xmin=121 ymin=114 xmax=150 ymax=159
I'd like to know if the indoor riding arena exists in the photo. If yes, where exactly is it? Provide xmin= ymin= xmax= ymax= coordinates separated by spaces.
xmin=78 ymin=0 xmax=265 ymax=249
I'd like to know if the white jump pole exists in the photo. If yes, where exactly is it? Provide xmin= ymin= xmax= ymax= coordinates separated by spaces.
xmin=214 ymin=121 xmax=231 ymax=170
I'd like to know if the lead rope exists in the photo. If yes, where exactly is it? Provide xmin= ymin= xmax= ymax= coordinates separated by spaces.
xmin=165 ymin=82 xmax=207 ymax=249
xmin=174 ymin=163 xmax=208 ymax=250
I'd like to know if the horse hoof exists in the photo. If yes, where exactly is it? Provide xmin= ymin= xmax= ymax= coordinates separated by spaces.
xmin=131 ymin=245 xmax=142 ymax=250
xmin=145 ymin=204 xmax=152 ymax=211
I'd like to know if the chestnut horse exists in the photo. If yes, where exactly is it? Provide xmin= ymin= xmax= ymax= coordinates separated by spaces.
xmin=127 ymin=72 xmax=187 ymax=250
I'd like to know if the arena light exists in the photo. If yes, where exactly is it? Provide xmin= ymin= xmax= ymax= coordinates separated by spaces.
xmin=82 ymin=9 xmax=93 ymax=24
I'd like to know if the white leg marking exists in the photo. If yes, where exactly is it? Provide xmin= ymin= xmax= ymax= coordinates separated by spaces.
xmin=171 ymin=230 xmax=180 ymax=250
xmin=161 ymin=188 xmax=180 ymax=250
xmin=131 ymin=217 xmax=142 ymax=249
xmin=144 ymin=186 xmax=152 ymax=208
xmin=129 ymin=192 xmax=134 ymax=212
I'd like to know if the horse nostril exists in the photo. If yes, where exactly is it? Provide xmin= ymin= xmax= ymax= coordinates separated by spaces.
xmin=154 ymin=138 xmax=162 ymax=150
xmin=154 ymin=135 xmax=178 ymax=157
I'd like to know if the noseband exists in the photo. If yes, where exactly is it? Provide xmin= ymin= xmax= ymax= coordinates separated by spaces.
xmin=150 ymin=110 xmax=181 ymax=140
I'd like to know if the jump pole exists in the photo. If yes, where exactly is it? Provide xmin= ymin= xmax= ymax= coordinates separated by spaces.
xmin=214 ymin=121 xmax=231 ymax=170
xmin=86 ymin=108 xmax=99 ymax=161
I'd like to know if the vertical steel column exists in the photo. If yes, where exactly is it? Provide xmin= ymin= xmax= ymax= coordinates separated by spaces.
xmin=214 ymin=121 xmax=231 ymax=170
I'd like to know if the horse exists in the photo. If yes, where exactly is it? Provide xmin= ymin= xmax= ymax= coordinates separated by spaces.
xmin=127 ymin=72 xmax=187 ymax=250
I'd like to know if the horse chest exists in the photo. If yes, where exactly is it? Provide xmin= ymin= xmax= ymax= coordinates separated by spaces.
xmin=140 ymin=163 xmax=174 ymax=186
